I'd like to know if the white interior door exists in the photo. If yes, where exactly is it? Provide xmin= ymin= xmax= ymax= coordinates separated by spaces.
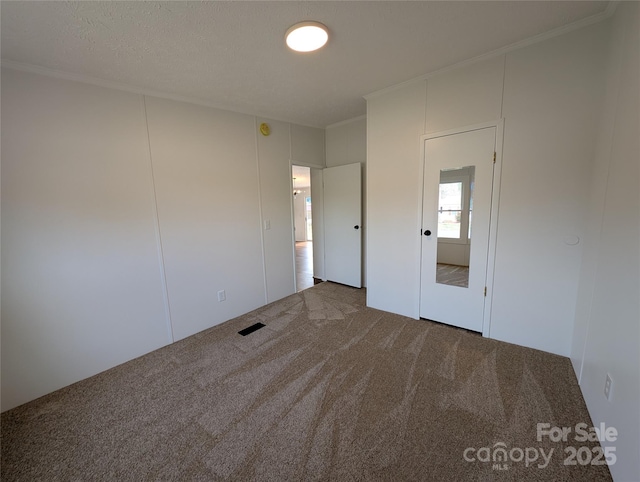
xmin=420 ymin=127 xmax=496 ymax=332
xmin=324 ymin=163 xmax=362 ymax=288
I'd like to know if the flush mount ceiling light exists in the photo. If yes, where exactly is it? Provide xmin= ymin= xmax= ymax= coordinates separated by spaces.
xmin=285 ymin=21 xmax=328 ymax=52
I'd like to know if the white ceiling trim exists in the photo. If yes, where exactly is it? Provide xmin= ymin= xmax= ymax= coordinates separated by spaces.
xmin=364 ymin=3 xmax=618 ymax=101
xmin=326 ymin=115 xmax=367 ymax=130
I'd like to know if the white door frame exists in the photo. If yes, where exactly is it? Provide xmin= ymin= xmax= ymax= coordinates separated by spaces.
xmin=416 ymin=119 xmax=504 ymax=338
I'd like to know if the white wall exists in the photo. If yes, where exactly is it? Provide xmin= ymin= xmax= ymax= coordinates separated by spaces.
xmin=1 ymin=68 xmax=324 ymax=411
xmin=1 ymin=70 xmax=171 ymax=410
xmin=290 ymin=124 xmax=325 ymax=168
xmin=255 ymin=118 xmax=297 ymax=303
xmin=425 ymin=56 xmax=504 ymax=134
xmin=571 ymin=3 xmax=639 ymax=481
xmin=325 ymin=116 xmax=368 ymax=286
xmin=491 ymin=21 xmax=608 ymax=356
xmin=326 ymin=116 xmax=366 ymax=168
xmin=366 ymin=20 xmax=608 ymax=357
xmin=144 ymin=98 xmax=267 ymax=341
xmin=367 ymin=83 xmax=426 ymax=317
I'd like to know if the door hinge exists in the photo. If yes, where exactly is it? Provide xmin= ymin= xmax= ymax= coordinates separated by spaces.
xmin=484 ymin=286 xmax=487 ymax=297
xmin=493 ymin=152 xmax=496 ymax=164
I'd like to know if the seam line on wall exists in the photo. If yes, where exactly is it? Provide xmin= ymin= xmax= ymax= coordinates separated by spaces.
xmin=254 ymin=118 xmax=269 ymax=303
xmin=142 ymin=95 xmax=175 ymax=344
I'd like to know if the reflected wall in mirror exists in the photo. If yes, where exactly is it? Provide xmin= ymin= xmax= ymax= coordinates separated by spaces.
xmin=436 ymin=166 xmax=475 ymax=288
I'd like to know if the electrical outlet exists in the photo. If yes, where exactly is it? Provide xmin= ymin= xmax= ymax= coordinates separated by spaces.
xmin=217 ymin=290 xmax=226 ymax=302
xmin=604 ymin=373 xmax=613 ymax=401
xmin=264 ymin=220 xmax=271 ymax=230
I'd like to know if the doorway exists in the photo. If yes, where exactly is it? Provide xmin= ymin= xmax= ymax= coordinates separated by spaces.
xmin=292 ymin=165 xmax=314 ymax=291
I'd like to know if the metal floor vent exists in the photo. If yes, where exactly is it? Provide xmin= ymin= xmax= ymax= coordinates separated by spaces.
xmin=238 ymin=322 xmax=266 ymax=336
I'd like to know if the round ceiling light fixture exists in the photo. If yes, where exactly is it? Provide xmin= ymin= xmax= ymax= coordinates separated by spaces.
xmin=285 ymin=21 xmax=329 ymax=52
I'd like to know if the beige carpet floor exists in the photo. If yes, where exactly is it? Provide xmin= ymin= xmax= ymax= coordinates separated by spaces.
xmin=1 ymin=282 xmax=611 ymax=481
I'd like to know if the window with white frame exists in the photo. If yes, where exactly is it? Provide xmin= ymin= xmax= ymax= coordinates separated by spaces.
xmin=437 ymin=167 xmax=474 ymax=244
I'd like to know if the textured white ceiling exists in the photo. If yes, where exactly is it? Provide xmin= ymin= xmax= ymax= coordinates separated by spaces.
xmin=1 ymin=1 xmax=610 ymax=127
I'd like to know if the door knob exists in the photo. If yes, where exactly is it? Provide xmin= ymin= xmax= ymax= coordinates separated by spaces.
xmin=354 ymin=225 xmax=360 ymax=230
xmin=424 ymin=229 xmax=432 ymax=236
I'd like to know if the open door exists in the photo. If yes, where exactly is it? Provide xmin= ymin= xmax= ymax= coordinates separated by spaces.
xmin=323 ymin=163 xmax=362 ymax=288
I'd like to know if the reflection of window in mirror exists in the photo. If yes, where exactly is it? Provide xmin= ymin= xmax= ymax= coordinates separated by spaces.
xmin=436 ymin=166 xmax=475 ymax=288
xmin=438 ymin=181 xmax=463 ymax=238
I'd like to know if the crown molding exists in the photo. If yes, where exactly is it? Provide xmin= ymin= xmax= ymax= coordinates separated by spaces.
xmin=325 ymin=115 xmax=366 ymax=130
